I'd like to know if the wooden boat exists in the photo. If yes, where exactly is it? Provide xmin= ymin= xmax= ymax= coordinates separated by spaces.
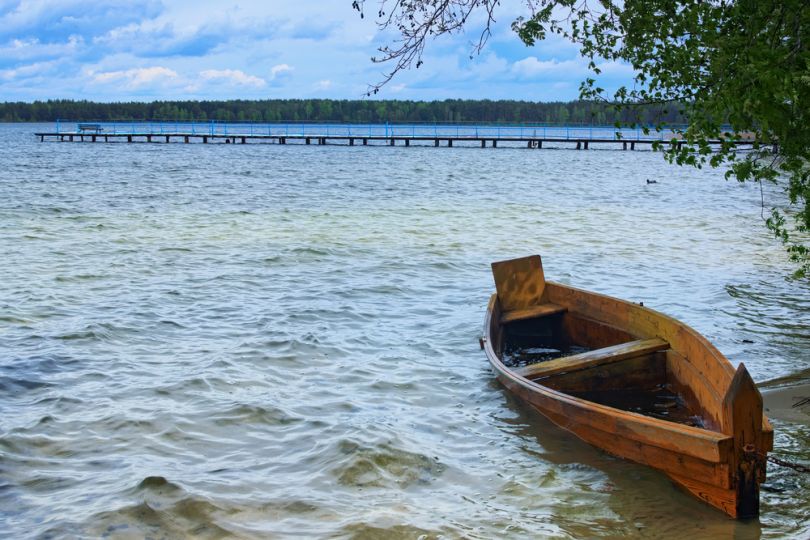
xmin=481 ymin=255 xmax=773 ymax=518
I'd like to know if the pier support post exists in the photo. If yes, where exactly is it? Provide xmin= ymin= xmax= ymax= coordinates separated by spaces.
xmin=147 ymin=135 xmax=152 ymax=143
xmin=405 ymin=139 xmax=410 ymax=147
xmin=70 ymin=135 xmax=74 ymax=142
xmin=40 ymin=135 xmax=44 ymax=142
xmin=92 ymin=135 xmax=97 ymax=143
xmin=184 ymin=136 xmax=189 ymax=143
xmin=537 ymin=140 xmax=542 ymax=149
xmin=448 ymin=139 xmax=453 ymax=147
xmin=493 ymin=140 xmax=497 ymax=148
xmin=434 ymin=139 xmax=439 ymax=147
xmin=61 ymin=135 xmax=65 ymax=141
xmin=584 ymin=141 xmax=589 ymax=150
xmin=166 ymin=135 xmax=170 ymax=143
xmin=363 ymin=138 xmax=368 ymax=146
xmin=481 ymin=140 xmax=486 ymax=148
xmin=623 ymin=141 xmax=627 ymax=150
xmin=306 ymin=138 xmax=311 ymax=145
xmin=81 ymin=135 xmax=85 ymax=142
xmin=631 ymin=142 xmax=636 ymax=150
xmin=576 ymin=141 xmax=582 ymax=150
xmin=280 ymin=137 xmax=286 ymax=145
xmin=105 ymin=135 xmax=108 ymax=142
xmin=241 ymin=137 xmax=246 ymax=144
xmin=349 ymin=138 xmax=354 ymax=146
xmin=203 ymin=136 xmax=208 ymax=143
xmin=127 ymin=135 xmax=132 ymax=143
xmin=528 ymin=140 xmax=533 ymax=148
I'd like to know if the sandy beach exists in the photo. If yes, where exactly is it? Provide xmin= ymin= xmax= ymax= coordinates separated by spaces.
xmin=761 ymin=369 xmax=810 ymax=425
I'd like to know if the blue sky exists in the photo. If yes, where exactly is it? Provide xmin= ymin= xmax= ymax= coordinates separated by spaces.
xmin=0 ymin=1 xmax=635 ymax=102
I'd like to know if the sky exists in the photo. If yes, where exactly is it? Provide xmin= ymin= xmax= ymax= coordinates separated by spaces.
xmin=0 ymin=0 xmax=636 ymax=102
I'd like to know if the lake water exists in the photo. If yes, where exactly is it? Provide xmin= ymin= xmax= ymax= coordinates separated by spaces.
xmin=2 ymin=123 xmax=808 ymax=538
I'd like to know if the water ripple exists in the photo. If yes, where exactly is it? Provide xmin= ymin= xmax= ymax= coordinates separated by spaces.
xmin=1 ymin=124 xmax=808 ymax=538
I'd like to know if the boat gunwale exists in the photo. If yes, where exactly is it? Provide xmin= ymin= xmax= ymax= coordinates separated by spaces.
xmin=542 ymin=280 xmax=773 ymax=439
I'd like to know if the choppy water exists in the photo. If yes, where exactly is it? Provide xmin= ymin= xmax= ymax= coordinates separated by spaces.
xmin=2 ymin=123 xmax=809 ymax=539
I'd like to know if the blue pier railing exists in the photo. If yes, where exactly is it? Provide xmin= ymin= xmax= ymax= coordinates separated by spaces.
xmin=55 ymin=120 xmax=692 ymax=142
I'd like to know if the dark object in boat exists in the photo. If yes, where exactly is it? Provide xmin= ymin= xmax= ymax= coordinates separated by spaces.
xmin=482 ymin=255 xmax=773 ymax=519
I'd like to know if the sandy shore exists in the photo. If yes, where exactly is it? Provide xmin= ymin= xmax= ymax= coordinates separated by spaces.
xmin=760 ymin=369 xmax=810 ymax=425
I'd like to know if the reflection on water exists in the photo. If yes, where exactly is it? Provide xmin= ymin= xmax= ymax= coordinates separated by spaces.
xmin=1 ymin=124 xmax=808 ymax=538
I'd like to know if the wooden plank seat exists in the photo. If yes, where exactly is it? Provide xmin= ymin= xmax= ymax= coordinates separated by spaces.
xmin=500 ymin=302 xmax=566 ymax=324
xmin=516 ymin=337 xmax=670 ymax=379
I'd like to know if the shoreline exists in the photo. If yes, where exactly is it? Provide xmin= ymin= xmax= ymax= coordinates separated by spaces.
xmin=760 ymin=370 xmax=810 ymax=425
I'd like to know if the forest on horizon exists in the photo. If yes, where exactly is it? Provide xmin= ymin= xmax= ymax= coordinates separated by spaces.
xmin=0 ymin=99 xmax=685 ymax=126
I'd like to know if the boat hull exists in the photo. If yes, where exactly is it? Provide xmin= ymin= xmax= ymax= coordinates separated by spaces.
xmin=484 ymin=257 xmax=772 ymax=519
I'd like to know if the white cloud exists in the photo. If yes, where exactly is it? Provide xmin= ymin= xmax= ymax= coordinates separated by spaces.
xmin=92 ymin=66 xmax=178 ymax=87
xmin=0 ymin=34 xmax=84 ymax=62
xmin=595 ymin=60 xmax=636 ymax=78
xmin=0 ymin=59 xmax=60 ymax=81
xmin=199 ymin=68 xmax=265 ymax=87
xmin=0 ymin=0 xmax=162 ymax=41
xmin=511 ymin=56 xmax=586 ymax=78
xmin=0 ymin=1 xmax=623 ymax=101
xmin=270 ymin=63 xmax=292 ymax=79
xmin=10 ymin=37 xmax=37 ymax=49
xmin=92 ymin=22 xmax=142 ymax=45
xmin=314 ymin=79 xmax=332 ymax=90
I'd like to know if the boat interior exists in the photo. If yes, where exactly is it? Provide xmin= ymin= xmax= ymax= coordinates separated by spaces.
xmin=499 ymin=309 xmax=710 ymax=429
xmin=489 ymin=255 xmax=720 ymax=432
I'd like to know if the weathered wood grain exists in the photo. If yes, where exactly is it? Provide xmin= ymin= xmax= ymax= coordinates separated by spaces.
xmin=484 ymin=254 xmax=773 ymax=518
xmin=721 ymin=363 xmax=765 ymax=518
xmin=491 ymin=255 xmax=546 ymax=311
xmin=516 ymin=337 xmax=669 ymax=379
xmin=541 ymin=352 xmax=666 ymax=394
xmin=500 ymin=302 xmax=566 ymax=324
xmin=561 ymin=313 xmax=635 ymax=350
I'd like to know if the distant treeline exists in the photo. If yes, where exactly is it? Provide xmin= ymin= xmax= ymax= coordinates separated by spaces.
xmin=0 ymin=99 xmax=685 ymax=125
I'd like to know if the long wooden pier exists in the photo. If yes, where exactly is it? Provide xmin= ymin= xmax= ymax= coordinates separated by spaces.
xmin=35 ymin=121 xmax=756 ymax=151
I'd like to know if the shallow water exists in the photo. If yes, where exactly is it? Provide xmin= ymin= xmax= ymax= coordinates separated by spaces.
xmin=1 ymin=123 xmax=809 ymax=538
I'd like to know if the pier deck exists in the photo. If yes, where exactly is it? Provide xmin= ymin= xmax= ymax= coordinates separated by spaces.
xmin=35 ymin=121 xmax=757 ymax=150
